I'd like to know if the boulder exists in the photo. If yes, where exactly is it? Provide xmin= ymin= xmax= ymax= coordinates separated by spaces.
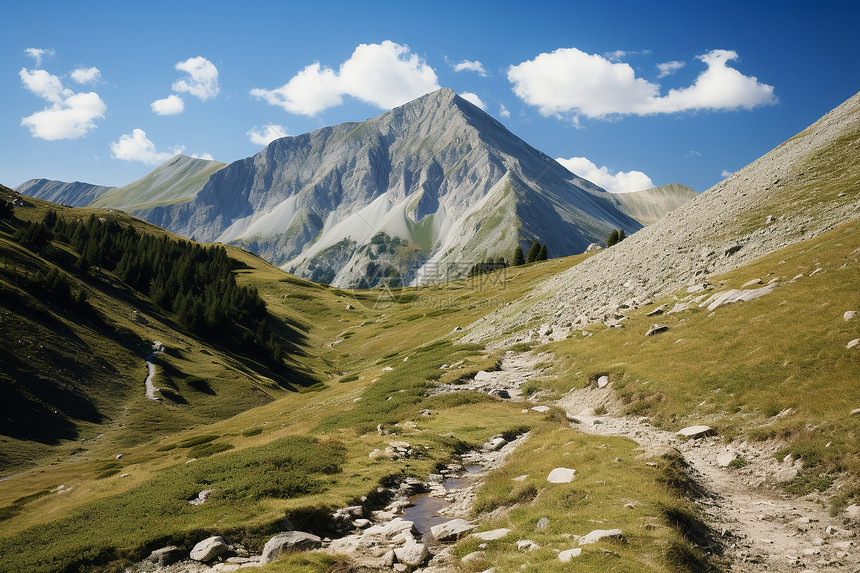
xmin=517 ymin=539 xmax=540 ymax=551
xmin=471 ymin=528 xmax=510 ymax=541
xmin=365 ymin=518 xmax=418 ymax=539
xmin=645 ymin=304 xmax=668 ymax=316
xmin=460 ymin=550 xmax=486 ymax=565
xmin=844 ymin=310 xmax=858 ymax=321
xmin=393 ymin=541 xmax=429 ymax=566
xmin=260 ymin=531 xmax=322 ymax=564
xmin=597 ymin=375 xmax=609 ymax=388
xmin=676 ymin=425 xmax=714 ymax=439
xmin=851 ymin=408 xmax=860 ymax=416
xmin=482 ymin=436 xmax=507 ymax=451
xmin=547 ymin=468 xmax=576 ymax=483
xmin=844 ymin=504 xmax=860 ymax=522
xmin=431 ymin=519 xmax=478 ymax=542
xmin=190 ymin=536 xmax=228 ymax=562
xmin=579 ymin=528 xmax=623 ymax=545
xmin=847 ymin=339 xmax=860 ymax=349
xmin=716 ymin=452 xmax=737 ymax=467
xmin=645 ymin=323 xmax=669 ymax=336
xmin=536 ymin=517 xmax=549 ymax=531
xmin=558 ymin=547 xmax=583 ymax=562
xmin=147 ymin=546 xmax=182 ymax=567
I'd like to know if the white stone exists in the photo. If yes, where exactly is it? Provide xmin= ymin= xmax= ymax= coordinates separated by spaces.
xmin=558 ymin=547 xmax=582 ymax=562
xmin=260 ymin=531 xmax=322 ymax=564
xmin=511 ymin=474 xmax=528 ymax=482
xmin=579 ymin=528 xmax=623 ymax=545
xmin=393 ymin=541 xmax=428 ymax=566
xmin=716 ymin=452 xmax=737 ymax=467
xmin=431 ymin=519 xmax=478 ymax=541
xmin=365 ymin=518 xmax=417 ymax=539
xmin=597 ymin=375 xmax=610 ymax=388
xmin=483 ymin=437 xmax=507 ymax=451
xmin=190 ymin=536 xmax=228 ymax=562
xmin=547 ymin=468 xmax=576 ymax=483
xmin=517 ymin=539 xmax=540 ymax=551
xmin=844 ymin=310 xmax=858 ymax=321
xmin=676 ymin=425 xmax=714 ymax=438
xmin=531 ymin=405 xmax=550 ymax=412
xmin=471 ymin=528 xmax=510 ymax=541
xmin=847 ymin=338 xmax=860 ymax=349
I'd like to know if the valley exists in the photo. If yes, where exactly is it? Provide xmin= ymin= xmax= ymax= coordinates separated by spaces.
xmin=0 ymin=88 xmax=858 ymax=573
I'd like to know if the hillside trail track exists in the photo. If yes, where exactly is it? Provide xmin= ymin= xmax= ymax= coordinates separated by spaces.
xmin=484 ymin=352 xmax=859 ymax=572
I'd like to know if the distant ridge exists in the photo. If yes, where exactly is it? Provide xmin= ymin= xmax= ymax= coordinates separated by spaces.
xmin=15 ymin=179 xmax=114 ymax=207
xmin=611 ymin=183 xmax=698 ymax=225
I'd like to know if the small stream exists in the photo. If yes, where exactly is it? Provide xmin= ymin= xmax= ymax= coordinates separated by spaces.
xmin=400 ymin=463 xmax=484 ymax=541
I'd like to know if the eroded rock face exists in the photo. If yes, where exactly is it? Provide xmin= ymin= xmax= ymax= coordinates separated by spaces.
xmin=260 ymin=531 xmax=322 ymax=564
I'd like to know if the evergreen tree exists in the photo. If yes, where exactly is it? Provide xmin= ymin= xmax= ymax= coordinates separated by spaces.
xmin=607 ymin=229 xmax=620 ymax=247
xmin=618 ymin=229 xmax=626 ymax=242
xmin=526 ymin=241 xmax=541 ymax=263
xmin=537 ymin=244 xmax=548 ymax=261
xmin=0 ymin=201 xmax=15 ymax=220
xmin=513 ymin=245 xmax=525 ymax=266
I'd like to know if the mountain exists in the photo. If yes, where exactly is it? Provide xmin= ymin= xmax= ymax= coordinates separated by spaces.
xmin=467 ymin=89 xmax=860 ymax=342
xmin=140 ymin=88 xmax=647 ymax=287
xmin=15 ymin=179 xmax=113 ymax=207
xmin=90 ymin=154 xmax=226 ymax=212
xmin=610 ymin=183 xmax=697 ymax=225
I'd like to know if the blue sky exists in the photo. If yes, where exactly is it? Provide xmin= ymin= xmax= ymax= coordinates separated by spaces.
xmin=2 ymin=0 xmax=857 ymax=194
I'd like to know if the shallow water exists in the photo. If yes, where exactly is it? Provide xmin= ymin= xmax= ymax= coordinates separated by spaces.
xmin=400 ymin=464 xmax=483 ymax=538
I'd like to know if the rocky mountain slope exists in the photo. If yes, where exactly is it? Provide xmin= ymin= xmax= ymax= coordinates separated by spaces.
xmin=467 ymin=90 xmax=860 ymax=342
xmin=15 ymin=179 xmax=113 ymax=207
xmin=140 ymin=89 xmax=652 ymax=287
xmin=90 ymin=154 xmax=226 ymax=212
xmin=610 ymin=183 xmax=697 ymax=225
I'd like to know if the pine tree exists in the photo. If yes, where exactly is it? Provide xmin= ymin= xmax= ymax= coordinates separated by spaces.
xmin=513 ymin=245 xmax=525 ymax=266
xmin=607 ymin=229 xmax=620 ymax=247
xmin=526 ymin=241 xmax=541 ymax=263
xmin=537 ymin=244 xmax=548 ymax=261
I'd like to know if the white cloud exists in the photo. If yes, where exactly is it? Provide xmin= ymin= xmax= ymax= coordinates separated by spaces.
xmin=453 ymin=59 xmax=487 ymax=76
xmin=685 ymin=150 xmax=702 ymax=158
xmin=110 ymin=129 xmax=180 ymax=165
xmin=251 ymin=41 xmax=439 ymax=116
xmin=192 ymin=152 xmax=214 ymax=161
xmin=557 ymin=156 xmax=654 ymax=193
xmin=721 ymin=169 xmax=733 ymax=178
xmin=460 ymin=92 xmax=486 ymax=110
xmin=172 ymin=56 xmax=219 ymax=101
xmin=25 ymin=48 xmax=54 ymax=67
xmin=248 ymin=124 xmax=289 ymax=146
xmin=657 ymin=60 xmax=685 ymax=78
xmin=509 ymin=48 xmax=776 ymax=119
xmin=71 ymin=66 xmax=101 ymax=84
xmin=605 ymin=49 xmax=650 ymax=62
xmin=499 ymin=103 xmax=510 ymax=119
xmin=19 ymin=68 xmax=106 ymax=140
xmin=151 ymin=94 xmax=185 ymax=115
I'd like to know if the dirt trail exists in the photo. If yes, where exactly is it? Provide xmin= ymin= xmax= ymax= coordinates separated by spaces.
xmin=479 ymin=352 xmax=859 ymax=572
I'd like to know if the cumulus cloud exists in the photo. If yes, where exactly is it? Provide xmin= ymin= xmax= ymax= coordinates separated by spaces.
xmin=19 ymin=67 xmax=106 ymax=140
xmin=460 ymin=92 xmax=486 ymax=110
xmin=499 ymin=103 xmax=510 ymax=119
xmin=248 ymin=124 xmax=289 ymax=146
xmin=453 ymin=59 xmax=487 ymax=76
xmin=71 ymin=66 xmax=101 ymax=84
xmin=557 ymin=156 xmax=654 ymax=193
xmin=192 ymin=152 xmax=214 ymax=160
xmin=657 ymin=60 xmax=685 ymax=78
xmin=721 ymin=169 xmax=734 ymax=178
xmin=110 ymin=129 xmax=180 ymax=165
xmin=251 ymin=41 xmax=439 ymax=116
xmin=25 ymin=48 xmax=54 ymax=67
xmin=509 ymin=48 xmax=776 ymax=119
xmin=604 ymin=49 xmax=650 ymax=62
xmin=172 ymin=56 xmax=219 ymax=101
xmin=151 ymin=94 xmax=185 ymax=115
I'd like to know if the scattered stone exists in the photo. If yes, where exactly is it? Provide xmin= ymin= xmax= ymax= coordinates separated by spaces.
xmin=460 ymin=551 xmax=486 ymax=565
xmin=115 ymin=454 xmax=124 ymax=460
xmin=512 ymin=474 xmax=528 ymax=482
xmin=431 ymin=519 xmax=478 ymax=542
xmin=700 ymin=285 xmax=774 ymax=311
xmin=547 ymin=468 xmax=576 ymax=483
xmin=851 ymin=408 xmax=860 ymax=416
xmin=471 ymin=528 xmax=510 ymax=541
xmin=742 ymin=278 xmax=763 ymax=288
xmin=188 ymin=489 xmax=214 ymax=505
xmin=354 ymin=518 xmax=371 ymax=528
xmin=260 ymin=531 xmax=322 ymax=564
xmin=517 ymin=539 xmax=540 ymax=551
xmin=393 ymin=541 xmax=428 ymax=566
xmin=381 ymin=366 xmax=394 ymax=372
xmin=774 ymin=467 xmax=799 ymax=483
xmin=716 ymin=452 xmax=737 ymax=467
xmin=645 ymin=323 xmax=669 ymax=336
xmin=147 ymin=546 xmax=182 ymax=567
xmin=597 ymin=375 xmax=609 ymax=388
xmin=366 ymin=518 xmax=419 ymax=539
xmin=536 ymin=517 xmax=549 ymax=531
xmin=579 ymin=528 xmax=623 ymax=545
xmin=585 ymin=243 xmax=603 ymax=253
xmin=483 ymin=436 xmax=507 ymax=451
xmin=190 ymin=536 xmax=228 ymax=562
xmin=687 ymin=283 xmax=713 ymax=294
xmin=844 ymin=504 xmax=860 ymax=521
xmin=531 ymin=405 xmax=550 ymax=413
xmin=646 ymin=304 xmax=668 ymax=316
xmin=847 ymin=339 xmax=860 ymax=349
xmin=345 ymin=304 xmax=355 ymax=310
xmin=844 ymin=310 xmax=858 ymax=321
xmin=558 ymin=547 xmax=583 ymax=562
xmin=676 ymin=425 xmax=714 ymax=439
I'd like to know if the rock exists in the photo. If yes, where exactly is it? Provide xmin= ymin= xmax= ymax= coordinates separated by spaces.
xmin=531 ymin=405 xmax=550 ymax=412
xmin=585 ymin=243 xmax=603 ymax=253
xmin=474 ymin=370 xmax=493 ymax=381
xmin=558 ymin=547 xmax=583 ymax=561
xmin=345 ymin=304 xmax=355 ymax=310
xmin=597 ymin=375 xmax=609 ymax=388
xmin=517 ymin=539 xmax=540 ymax=551
xmin=847 ymin=338 xmax=860 ymax=349
xmin=115 ymin=453 xmax=124 ymax=460
xmin=676 ymin=425 xmax=714 ymax=439
xmin=471 ymin=528 xmax=510 ymax=541
xmin=393 ymin=541 xmax=428 ymax=566
xmin=579 ymin=528 xmax=623 ymax=544
xmin=536 ymin=517 xmax=549 ymax=531
xmin=482 ymin=436 xmax=507 ymax=451
xmin=716 ymin=452 xmax=737 ymax=467
xmin=190 ymin=536 xmax=228 ymax=562
xmin=687 ymin=283 xmax=712 ymax=294
xmin=844 ymin=310 xmax=858 ymax=321
xmin=260 ymin=531 xmax=322 ymax=564
xmin=366 ymin=518 xmax=418 ymax=539
xmin=188 ymin=489 xmax=214 ymax=505
xmin=774 ymin=467 xmax=799 ymax=483
xmin=381 ymin=366 xmax=394 ymax=372
xmin=547 ymin=468 xmax=576 ymax=483
xmin=461 ymin=551 xmax=486 ymax=565
xmin=431 ymin=519 xmax=478 ymax=542
xmin=512 ymin=474 xmax=528 ymax=482
xmin=700 ymin=285 xmax=774 ymax=311
xmin=645 ymin=304 xmax=668 ymax=316
xmin=844 ymin=504 xmax=860 ymax=521
xmin=645 ymin=323 xmax=669 ymax=336
xmin=147 ymin=546 xmax=182 ymax=567
xmin=742 ymin=278 xmax=763 ymax=288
